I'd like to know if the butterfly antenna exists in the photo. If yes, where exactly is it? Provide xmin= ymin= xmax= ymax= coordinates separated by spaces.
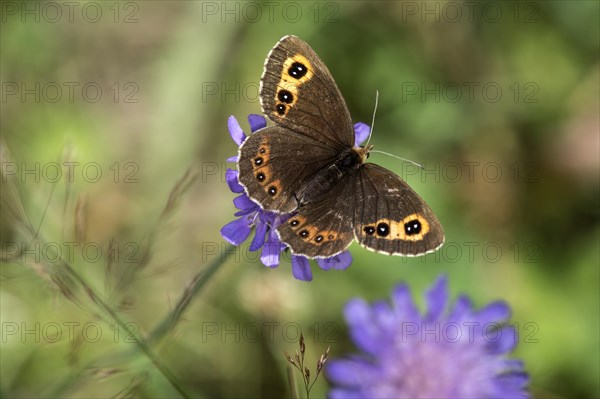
xmin=370 ymin=150 xmax=424 ymax=169
xmin=365 ymin=90 xmax=379 ymax=148
xmin=364 ymin=91 xmax=422 ymax=169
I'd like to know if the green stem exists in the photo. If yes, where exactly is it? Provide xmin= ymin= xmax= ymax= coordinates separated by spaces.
xmin=287 ymin=365 xmax=300 ymax=399
xmin=148 ymin=242 xmax=237 ymax=344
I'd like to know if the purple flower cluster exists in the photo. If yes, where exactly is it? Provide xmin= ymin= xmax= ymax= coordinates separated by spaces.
xmin=220 ymin=115 xmax=370 ymax=281
xmin=326 ymin=276 xmax=529 ymax=398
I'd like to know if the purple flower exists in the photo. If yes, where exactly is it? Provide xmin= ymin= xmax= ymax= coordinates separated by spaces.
xmin=326 ymin=276 xmax=529 ymax=398
xmin=221 ymin=115 xmax=369 ymax=281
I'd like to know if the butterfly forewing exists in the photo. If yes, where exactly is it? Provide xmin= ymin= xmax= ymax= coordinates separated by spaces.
xmin=260 ymin=35 xmax=355 ymax=150
xmin=238 ymin=126 xmax=338 ymax=213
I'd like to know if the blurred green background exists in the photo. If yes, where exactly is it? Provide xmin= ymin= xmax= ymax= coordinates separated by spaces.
xmin=1 ymin=1 xmax=598 ymax=398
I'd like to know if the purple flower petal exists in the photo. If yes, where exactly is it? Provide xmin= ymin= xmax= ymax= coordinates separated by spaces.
xmin=233 ymin=194 xmax=256 ymax=211
xmin=371 ymin=300 xmax=395 ymax=336
xmin=391 ymin=284 xmax=420 ymax=322
xmin=228 ymin=115 xmax=246 ymax=145
xmin=261 ymin=241 xmax=281 ymax=267
xmin=266 ymin=225 xmax=280 ymax=242
xmin=220 ymin=218 xmax=251 ymax=245
xmin=425 ymin=275 xmax=448 ymax=322
xmin=344 ymin=299 xmax=382 ymax=356
xmin=499 ymin=359 xmax=525 ymax=372
xmin=477 ymin=301 xmax=511 ymax=325
xmin=447 ymin=295 xmax=473 ymax=323
xmin=328 ymin=388 xmax=364 ymax=399
xmin=291 ymin=256 xmax=313 ymax=281
xmin=271 ymin=214 xmax=290 ymax=231
xmin=225 ymin=169 xmax=244 ymax=193
xmin=353 ymin=122 xmax=370 ymax=146
xmin=249 ymin=222 xmax=268 ymax=251
xmin=326 ymin=357 xmax=378 ymax=387
xmin=486 ymin=326 xmax=517 ymax=354
xmin=317 ymin=251 xmax=352 ymax=270
xmin=248 ymin=114 xmax=267 ymax=132
xmin=234 ymin=208 xmax=254 ymax=217
xmin=493 ymin=372 xmax=529 ymax=394
xmin=226 ymin=155 xmax=238 ymax=162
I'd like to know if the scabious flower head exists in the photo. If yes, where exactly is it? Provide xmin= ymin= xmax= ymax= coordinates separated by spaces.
xmin=326 ymin=275 xmax=529 ymax=398
xmin=221 ymin=115 xmax=370 ymax=281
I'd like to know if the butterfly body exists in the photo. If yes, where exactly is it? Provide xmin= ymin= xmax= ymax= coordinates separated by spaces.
xmin=297 ymin=146 xmax=369 ymax=205
xmin=237 ymin=35 xmax=444 ymax=258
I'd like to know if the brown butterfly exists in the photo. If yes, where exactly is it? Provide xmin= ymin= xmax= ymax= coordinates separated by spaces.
xmin=237 ymin=35 xmax=444 ymax=258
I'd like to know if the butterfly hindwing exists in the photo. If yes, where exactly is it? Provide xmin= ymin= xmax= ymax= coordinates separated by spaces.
xmin=353 ymin=164 xmax=444 ymax=256
xmin=238 ymin=125 xmax=338 ymax=213
xmin=276 ymin=174 xmax=356 ymax=258
xmin=260 ymin=35 xmax=355 ymax=149
xmin=276 ymin=163 xmax=445 ymax=258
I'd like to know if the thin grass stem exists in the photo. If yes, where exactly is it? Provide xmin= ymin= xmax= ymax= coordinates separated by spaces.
xmin=148 ymin=243 xmax=237 ymax=343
